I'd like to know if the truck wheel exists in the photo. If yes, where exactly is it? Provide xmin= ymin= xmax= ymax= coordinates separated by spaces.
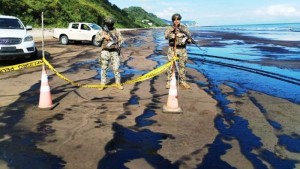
xmin=92 ymin=36 xmax=101 ymax=47
xmin=60 ymin=35 xmax=69 ymax=45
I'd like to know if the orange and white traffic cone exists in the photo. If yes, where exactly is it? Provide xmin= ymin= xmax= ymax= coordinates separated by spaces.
xmin=38 ymin=65 xmax=54 ymax=109
xmin=163 ymin=64 xmax=183 ymax=113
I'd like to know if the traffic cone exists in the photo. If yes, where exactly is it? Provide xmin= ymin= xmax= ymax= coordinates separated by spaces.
xmin=163 ymin=64 xmax=183 ymax=113
xmin=38 ymin=65 xmax=54 ymax=109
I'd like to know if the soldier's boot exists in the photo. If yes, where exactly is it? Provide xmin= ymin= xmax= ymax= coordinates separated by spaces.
xmin=165 ymin=81 xmax=170 ymax=89
xmin=116 ymin=83 xmax=124 ymax=90
xmin=180 ymin=82 xmax=190 ymax=89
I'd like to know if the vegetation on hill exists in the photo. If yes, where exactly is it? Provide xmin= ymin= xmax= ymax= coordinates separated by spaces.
xmin=0 ymin=0 xmax=166 ymax=28
xmin=123 ymin=7 xmax=167 ymax=27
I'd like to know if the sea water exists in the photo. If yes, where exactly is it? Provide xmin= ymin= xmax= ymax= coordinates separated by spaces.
xmin=186 ymin=23 xmax=300 ymax=103
xmin=198 ymin=23 xmax=300 ymax=41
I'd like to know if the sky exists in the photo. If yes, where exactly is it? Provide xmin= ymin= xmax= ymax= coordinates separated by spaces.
xmin=108 ymin=0 xmax=300 ymax=26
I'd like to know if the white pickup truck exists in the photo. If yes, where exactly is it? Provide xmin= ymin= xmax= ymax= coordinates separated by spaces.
xmin=53 ymin=22 xmax=101 ymax=46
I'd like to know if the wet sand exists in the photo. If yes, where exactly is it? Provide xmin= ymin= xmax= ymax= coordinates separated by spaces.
xmin=0 ymin=29 xmax=299 ymax=169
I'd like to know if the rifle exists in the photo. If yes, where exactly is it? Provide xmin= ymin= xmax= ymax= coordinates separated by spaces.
xmin=177 ymin=27 xmax=207 ymax=54
xmin=102 ymin=25 xmax=121 ymax=55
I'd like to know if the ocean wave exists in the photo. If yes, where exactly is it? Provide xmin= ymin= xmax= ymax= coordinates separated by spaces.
xmin=200 ymin=23 xmax=300 ymax=32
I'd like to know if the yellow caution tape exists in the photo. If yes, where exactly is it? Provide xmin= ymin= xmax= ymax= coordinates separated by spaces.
xmin=123 ymin=60 xmax=175 ymax=85
xmin=42 ymin=57 xmax=91 ymax=88
xmin=0 ymin=59 xmax=43 ymax=73
xmin=0 ymin=56 xmax=178 ymax=89
xmin=43 ymin=57 xmax=178 ymax=89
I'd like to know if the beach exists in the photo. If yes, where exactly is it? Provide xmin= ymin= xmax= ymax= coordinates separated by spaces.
xmin=0 ymin=27 xmax=300 ymax=169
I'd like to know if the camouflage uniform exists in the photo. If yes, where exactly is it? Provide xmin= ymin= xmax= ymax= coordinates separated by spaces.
xmin=95 ymin=28 xmax=124 ymax=85
xmin=164 ymin=24 xmax=191 ymax=84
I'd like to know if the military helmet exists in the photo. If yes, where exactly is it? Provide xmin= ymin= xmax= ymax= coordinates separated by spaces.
xmin=171 ymin=13 xmax=182 ymax=21
xmin=104 ymin=17 xmax=115 ymax=29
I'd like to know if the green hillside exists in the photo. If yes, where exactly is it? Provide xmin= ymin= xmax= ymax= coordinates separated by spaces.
xmin=0 ymin=0 xmax=165 ymax=28
xmin=123 ymin=7 xmax=167 ymax=27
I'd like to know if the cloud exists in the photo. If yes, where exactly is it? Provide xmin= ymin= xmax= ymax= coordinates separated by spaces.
xmin=152 ymin=2 xmax=193 ymax=20
xmin=126 ymin=0 xmax=153 ymax=2
xmin=255 ymin=4 xmax=300 ymax=17
xmin=155 ymin=7 xmax=176 ymax=20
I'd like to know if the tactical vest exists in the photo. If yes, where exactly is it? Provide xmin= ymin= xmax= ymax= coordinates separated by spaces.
xmin=168 ymin=25 xmax=189 ymax=47
xmin=102 ymin=29 xmax=118 ymax=50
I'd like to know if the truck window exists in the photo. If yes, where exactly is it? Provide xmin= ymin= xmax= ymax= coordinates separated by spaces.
xmin=81 ymin=24 xmax=90 ymax=30
xmin=89 ymin=23 xmax=101 ymax=30
xmin=71 ymin=23 xmax=79 ymax=29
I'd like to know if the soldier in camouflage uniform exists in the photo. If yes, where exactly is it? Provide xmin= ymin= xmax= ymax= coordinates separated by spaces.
xmin=164 ymin=13 xmax=192 ymax=89
xmin=95 ymin=17 xmax=124 ymax=91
